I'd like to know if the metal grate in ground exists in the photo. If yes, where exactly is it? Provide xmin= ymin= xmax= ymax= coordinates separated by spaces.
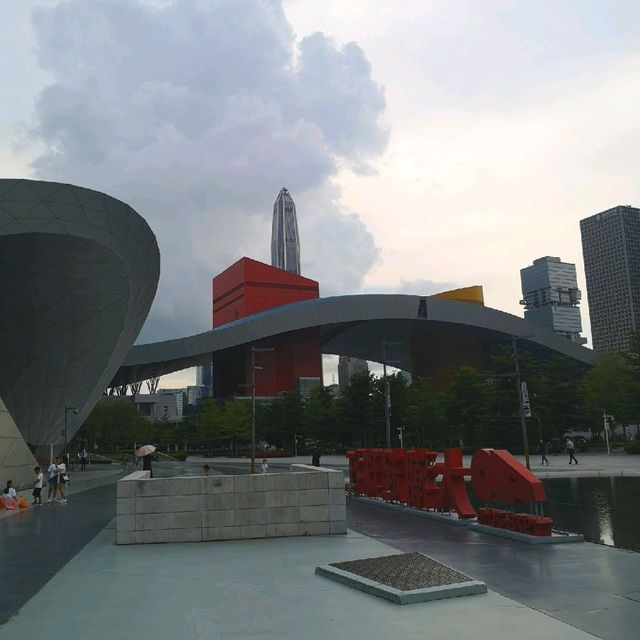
xmin=330 ymin=552 xmax=472 ymax=591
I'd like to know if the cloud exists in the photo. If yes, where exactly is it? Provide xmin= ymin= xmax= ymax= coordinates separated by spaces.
xmin=27 ymin=0 xmax=387 ymax=342
xmin=363 ymin=278 xmax=457 ymax=296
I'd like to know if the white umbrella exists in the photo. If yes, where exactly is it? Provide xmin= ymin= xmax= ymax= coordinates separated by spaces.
xmin=136 ymin=444 xmax=156 ymax=457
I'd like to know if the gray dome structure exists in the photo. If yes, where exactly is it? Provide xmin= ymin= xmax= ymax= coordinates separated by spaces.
xmin=0 ymin=179 xmax=160 ymax=457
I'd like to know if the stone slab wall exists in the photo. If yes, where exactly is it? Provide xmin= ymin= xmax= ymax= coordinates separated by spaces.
xmin=116 ymin=466 xmax=347 ymax=545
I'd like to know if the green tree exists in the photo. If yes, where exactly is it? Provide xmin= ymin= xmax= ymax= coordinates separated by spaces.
xmin=582 ymin=353 xmax=636 ymax=438
xmin=371 ymin=372 xmax=409 ymax=446
xmin=220 ymin=399 xmax=250 ymax=456
xmin=533 ymin=356 xmax=586 ymax=440
xmin=444 ymin=366 xmax=491 ymax=448
xmin=404 ymin=377 xmax=446 ymax=447
xmin=335 ymin=371 xmax=375 ymax=447
xmin=303 ymin=386 xmax=337 ymax=449
xmin=197 ymin=398 xmax=224 ymax=455
xmin=72 ymin=398 xmax=152 ymax=451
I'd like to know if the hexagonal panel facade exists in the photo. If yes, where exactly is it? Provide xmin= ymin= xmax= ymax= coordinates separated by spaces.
xmin=0 ymin=179 xmax=159 ymax=456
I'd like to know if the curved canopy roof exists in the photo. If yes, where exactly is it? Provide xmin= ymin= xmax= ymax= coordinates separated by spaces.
xmin=112 ymin=294 xmax=595 ymax=386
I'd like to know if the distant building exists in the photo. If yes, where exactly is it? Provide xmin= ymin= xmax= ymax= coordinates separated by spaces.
xmin=212 ymin=257 xmax=322 ymax=397
xmin=581 ymin=205 xmax=640 ymax=353
xmin=325 ymin=383 xmax=340 ymax=397
xmin=271 ymin=187 xmax=301 ymax=275
xmin=196 ymin=363 xmax=213 ymax=397
xmin=520 ymin=257 xmax=586 ymax=345
xmin=338 ymin=356 xmax=369 ymax=389
xmin=133 ymin=390 xmax=183 ymax=423
xmin=295 ymin=376 xmax=321 ymax=398
xmin=186 ymin=385 xmax=207 ymax=406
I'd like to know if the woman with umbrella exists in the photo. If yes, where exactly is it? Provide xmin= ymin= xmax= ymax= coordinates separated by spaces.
xmin=136 ymin=445 xmax=156 ymax=478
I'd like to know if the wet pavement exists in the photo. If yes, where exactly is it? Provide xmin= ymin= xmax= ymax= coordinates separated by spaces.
xmin=0 ymin=483 xmax=117 ymax=624
xmin=347 ymin=499 xmax=640 ymax=640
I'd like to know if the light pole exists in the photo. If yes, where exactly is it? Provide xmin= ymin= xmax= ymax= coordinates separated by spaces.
xmin=602 ymin=410 xmax=613 ymax=455
xmin=64 ymin=406 xmax=78 ymax=467
xmin=511 ymin=336 xmax=531 ymax=469
xmin=382 ymin=340 xmax=403 ymax=448
xmin=294 ymin=433 xmax=301 ymax=458
xmin=250 ymin=346 xmax=274 ymax=473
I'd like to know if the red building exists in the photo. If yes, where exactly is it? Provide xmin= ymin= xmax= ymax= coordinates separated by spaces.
xmin=212 ymin=257 xmax=322 ymax=397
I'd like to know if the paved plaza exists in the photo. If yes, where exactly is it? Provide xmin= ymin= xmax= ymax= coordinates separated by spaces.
xmin=201 ymin=450 xmax=640 ymax=478
xmin=1 ymin=516 xmax=602 ymax=640
xmin=1 ymin=460 xmax=639 ymax=640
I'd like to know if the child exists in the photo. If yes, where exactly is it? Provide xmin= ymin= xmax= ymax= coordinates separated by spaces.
xmin=203 ymin=464 xmax=210 ymax=476
xmin=260 ymin=459 xmax=269 ymax=474
xmin=33 ymin=466 xmax=43 ymax=505
xmin=2 ymin=480 xmax=16 ymax=499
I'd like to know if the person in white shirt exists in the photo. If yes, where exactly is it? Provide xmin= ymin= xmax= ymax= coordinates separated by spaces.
xmin=2 ymin=480 xmax=17 ymax=499
xmin=33 ymin=466 xmax=43 ymax=505
xmin=260 ymin=459 xmax=269 ymax=474
xmin=56 ymin=457 xmax=68 ymax=503
xmin=47 ymin=460 xmax=58 ymax=503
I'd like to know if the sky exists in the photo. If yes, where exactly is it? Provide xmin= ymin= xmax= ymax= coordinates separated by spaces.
xmin=2 ymin=0 xmax=640 ymax=388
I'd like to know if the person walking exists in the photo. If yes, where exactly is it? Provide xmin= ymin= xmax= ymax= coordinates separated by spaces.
xmin=32 ymin=466 xmax=43 ymax=505
xmin=142 ymin=453 xmax=153 ymax=478
xmin=566 ymin=438 xmax=578 ymax=465
xmin=80 ymin=449 xmax=88 ymax=471
xmin=56 ymin=457 xmax=68 ymax=503
xmin=203 ymin=464 xmax=210 ymax=476
xmin=538 ymin=440 xmax=550 ymax=466
xmin=47 ymin=459 xmax=58 ymax=503
xmin=260 ymin=459 xmax=269 ymax=474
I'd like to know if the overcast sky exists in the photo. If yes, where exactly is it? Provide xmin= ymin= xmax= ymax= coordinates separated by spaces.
xmin=2 ymin=1 xmax=640 ymax=387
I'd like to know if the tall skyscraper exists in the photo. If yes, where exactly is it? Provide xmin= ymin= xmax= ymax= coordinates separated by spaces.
xmin=196 ymin=361 xmax=213 ymax=397
xmin=338 ymin=356 xmax=369 ymax=389
xmin=271 ymin=187 xmax=301 ymax=274
xmin=520 ymin=257 xmax=586 ymax=345
xmin=580 ymin=205 xmax=640 ymax=353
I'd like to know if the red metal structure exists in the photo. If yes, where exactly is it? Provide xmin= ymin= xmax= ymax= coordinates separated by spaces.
xmin=211 ymin=257 xmax=322 ymax=396
xmin=347 ymin=447 xmax=554 ymax=536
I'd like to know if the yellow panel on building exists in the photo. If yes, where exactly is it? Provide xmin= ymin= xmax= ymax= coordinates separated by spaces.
xmin=432 ymin=285 xmax=484 ymax=305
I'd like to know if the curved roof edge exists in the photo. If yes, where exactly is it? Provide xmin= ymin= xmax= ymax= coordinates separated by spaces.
xmin=112 ymin=295 xmax=595 ymax=386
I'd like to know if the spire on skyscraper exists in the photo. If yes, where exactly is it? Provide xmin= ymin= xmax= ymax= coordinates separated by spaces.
xmin=271 ymin=187 xmax=301 ymax=275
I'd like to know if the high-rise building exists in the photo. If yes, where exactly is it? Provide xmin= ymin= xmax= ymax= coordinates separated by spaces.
xmin=519 ymin=257 xmax=586 ymax=345
xmin=212 ymin=257 xmax=322 ymax=397
xmin=337 ymin=356 xmax=369 ymax=389
xmin=580 ymin=205 xmax=640 ymax=353
xmin=271 ymin=187 xmax=301 ymax=275
xmin=196 ymin=362 xmax=213 ymax=397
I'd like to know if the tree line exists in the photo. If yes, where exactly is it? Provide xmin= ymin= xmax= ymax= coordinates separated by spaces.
xmin=73 ymin=336 xmax=640 ymax=455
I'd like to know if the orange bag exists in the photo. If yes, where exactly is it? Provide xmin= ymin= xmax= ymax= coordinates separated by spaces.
xmin=18 ymin=496 xmax=28 ymax=509
xmin=0 ymin=497 xmax=5 ymax=510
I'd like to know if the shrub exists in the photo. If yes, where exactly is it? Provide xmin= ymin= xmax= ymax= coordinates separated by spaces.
xmin=624 ymin=441 xmax=640 ymax=454
xmin=165 ymin=451 xmax=189 ymax=461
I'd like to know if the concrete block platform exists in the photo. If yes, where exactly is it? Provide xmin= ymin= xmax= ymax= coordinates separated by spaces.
xmin=468 ymin=522 xmax=584 ymax=544
xmin=116 ymin=465 xmax=347 ymax=544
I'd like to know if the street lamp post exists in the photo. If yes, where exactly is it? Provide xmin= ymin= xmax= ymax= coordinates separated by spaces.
xmin=64 ymin=406 xmax=77 ymax=467
xmin=294 ymin=433 xmax=300 ymax=458
xmin=381 ymin=340 xmax=403 ymax=448
xmin=602 ymin=410 xmax=613 ymax=455
xmin=249 ymin=346 xmax=274 ymax=473
xmin=511 ymin=336 xmax=531 ymax=469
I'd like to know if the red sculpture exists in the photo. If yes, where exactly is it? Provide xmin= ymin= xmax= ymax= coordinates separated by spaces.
xmin=347 ymin=447 xmax=554 ymax=536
